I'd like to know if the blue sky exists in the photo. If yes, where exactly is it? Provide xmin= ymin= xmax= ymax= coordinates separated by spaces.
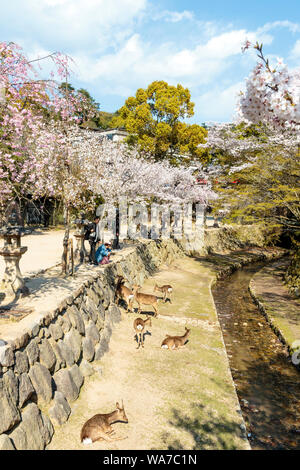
xmin=1 ymin=0 xmax=300 ymax=123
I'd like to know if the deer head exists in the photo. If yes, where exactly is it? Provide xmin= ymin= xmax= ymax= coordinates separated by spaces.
xmin=115 ymin=401 xmax=128 ymax=423
xmin=116 ymin=275 xmax=125 ymax=285
xmin=132 ymin=284 xmax=141 ymax=293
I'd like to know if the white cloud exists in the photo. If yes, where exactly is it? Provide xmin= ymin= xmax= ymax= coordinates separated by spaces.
xmin=154 ymin=10 xmax=194 ymax=23
xmin=2 ymin=0 xmax=148 ymax=52
xmin=195 ymin=82 xmax=244 ymax=122
xmin=258 ymin=20 xmax=300 ymax=34
xmin=68 ymin=24 xmax=272 ymax=123
xmin=42 ymin=0 xmax=69 ymax=6
xmin=2 ymin=2 xmax=299 ymax=122
xmin=73 ymin=34 xmax=144 ymax=83
xmin=290 ymin=39 xmax=300 ymax=59
xmin=73 ymin=26 xmax=273 ymax=92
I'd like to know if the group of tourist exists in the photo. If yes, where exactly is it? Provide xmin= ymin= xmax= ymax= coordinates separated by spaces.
xmin=84 ymin=216 xmax=112 ymax=266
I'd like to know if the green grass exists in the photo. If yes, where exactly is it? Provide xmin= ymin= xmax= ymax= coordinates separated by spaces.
xmin=48 ymin=256 xmax=249 ymax=451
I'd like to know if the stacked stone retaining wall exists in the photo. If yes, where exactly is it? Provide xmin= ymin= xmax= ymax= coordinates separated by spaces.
xmin=0 ymin=239 xmax=182 ymax=450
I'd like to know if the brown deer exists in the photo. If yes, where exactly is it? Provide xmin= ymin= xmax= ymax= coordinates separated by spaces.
xmin=161 ymin=327 xmax=191 ymax=351
xmin=132 ymin=285 xmax=159 ymax=318
xmin=133 ymin=316 xmax=152 ymax=349
xmin=115 ymin=275 xmax=134 ymax=312
xmin=80 ymin=401 xmax=128 ymax=445
xmin=154 ymin=283 xmax=173 ymax=303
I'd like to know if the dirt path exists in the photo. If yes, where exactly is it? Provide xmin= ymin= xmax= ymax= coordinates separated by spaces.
xmin=0 ymin=229 xmax=72 ymax=279
xmin=47 ymin=257 xmax=249 ymax=450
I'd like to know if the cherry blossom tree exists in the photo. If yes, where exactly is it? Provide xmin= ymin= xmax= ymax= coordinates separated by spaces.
xmin=0 ymin=40 xmax=215 ymax=267
xmin=199 ymin=117 xmax=299 ymax=234
xmin=0 ymin=41 xmax=96 ymax=221
xmin=199 ymin=122 xmax=300 ymax=173
xmin=35 ymin=126 xmax=214 ymax=207
xmin=238 ymin=41 xmax=300 ymax=131
xmin=83 ymin=135 xmax=213 ymax=205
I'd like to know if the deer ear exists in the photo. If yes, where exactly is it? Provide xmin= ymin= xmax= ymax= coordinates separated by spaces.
xmin=116 ymin=402 xmax=120 ymax=409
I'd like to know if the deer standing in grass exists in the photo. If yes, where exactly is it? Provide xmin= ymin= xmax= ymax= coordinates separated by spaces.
xmin=115 ymin=276 xmax=134 ymax=313
xmin=154 ymin=283 xmax=173 ymax=303
xmin=161 ymin=327 xmax=191 ymax=351
xmin=132 ymin=285 xmax=159 ymax=318
xmin=133 ymin=316 xmax=152 ymax=349
xmin=80 ymin=401 xmax=128 ymax=445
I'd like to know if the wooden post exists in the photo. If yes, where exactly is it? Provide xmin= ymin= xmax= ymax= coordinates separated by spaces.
xmin=70 ymin=238 xmax=74 ymax=276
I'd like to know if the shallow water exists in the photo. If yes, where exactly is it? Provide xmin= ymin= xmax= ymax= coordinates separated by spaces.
xmin=212 ymin=263 xmax=300 ymax=450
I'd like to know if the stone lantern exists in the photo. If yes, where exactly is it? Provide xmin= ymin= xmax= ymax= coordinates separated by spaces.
xmin=73 ymin=213 xmax=90 ymax=263
xmin=0 ymin=210 xmax=29 ymax=302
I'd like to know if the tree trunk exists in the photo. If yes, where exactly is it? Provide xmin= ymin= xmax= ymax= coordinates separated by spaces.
xmin=61 ymin=205 xmax=70 ymax=275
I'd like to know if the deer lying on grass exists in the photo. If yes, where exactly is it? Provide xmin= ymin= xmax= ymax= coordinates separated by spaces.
xmin=132 ymin=285 xmax=159 ymax=318
xmin=154 ymin=283 xmax=173 ymax=303
xmin=80 ymin=401 xmax=128 ymax=445
xmin=161 ymin=327 xmax=191 ymax=351
xmin=115 ymin=275 xmax=134 ymax=312
xmin=133 ymin=316 xmax=152 ymax=349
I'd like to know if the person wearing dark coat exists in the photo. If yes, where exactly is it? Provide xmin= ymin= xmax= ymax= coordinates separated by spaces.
xmin=86 ymin=216 xmax=100 ymax=264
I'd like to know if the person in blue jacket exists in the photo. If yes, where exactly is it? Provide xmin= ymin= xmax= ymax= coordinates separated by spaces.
xmin=95 ymin=242 xmax=112 ymax=265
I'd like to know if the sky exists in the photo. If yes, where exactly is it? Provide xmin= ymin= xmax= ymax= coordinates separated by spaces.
xmin=1 ymin=0 xmax=300 ymax=123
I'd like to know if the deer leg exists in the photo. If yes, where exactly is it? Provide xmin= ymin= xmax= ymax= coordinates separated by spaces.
xmin=114 ymin=292 xmax=120 ymax=304
xmin=90 ymin=428 xmax=117 ymax=443
xmin=153 ymin=305 xmax=158 ymax=317
xmin=105 ymin=424 xmax=114 ymax=435
xmin=97 ymin=424 xmax=127 ymax=442
xmin=102 ymin=433 xmax=127 ymax=442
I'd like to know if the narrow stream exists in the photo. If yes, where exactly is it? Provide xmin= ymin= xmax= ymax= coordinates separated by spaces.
xmin=212 ymin=262 xmax=300 ymax=450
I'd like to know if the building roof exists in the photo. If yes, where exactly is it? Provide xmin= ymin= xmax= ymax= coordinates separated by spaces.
xmin=89 ymin=127 xmax=128 ymax=135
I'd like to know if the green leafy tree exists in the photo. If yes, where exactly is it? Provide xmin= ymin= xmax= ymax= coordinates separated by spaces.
xmin=98 ymin=111 xmax=118 ymax=129
xmin=58 ymin=82 xmax=75 ymax=96
xmin=216 ymin=140 xmax=300 ymax=240
xmin=111 ymin=80 xmax=207 ymax=165
xmin=58 ymin=83 xmax=100 ymax=128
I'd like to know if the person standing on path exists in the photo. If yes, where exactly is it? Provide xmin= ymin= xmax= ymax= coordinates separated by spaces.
xmin=88 ymin=216 xmax=100 ymax=265
xmin=112 ymin=207 xmax=120 ymax=249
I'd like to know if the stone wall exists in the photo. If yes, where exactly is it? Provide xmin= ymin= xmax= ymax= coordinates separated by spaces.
xmin=0 ymin=239 xmax=182 ymax=450
xmin=178 ymin=224 xmax=271 ymax=256
xmin=285 ymin=248 xmax=300 ymax=298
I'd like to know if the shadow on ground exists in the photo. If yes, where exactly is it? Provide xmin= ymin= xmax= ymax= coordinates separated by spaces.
xmin=158 ymin=403 xmax=244 ymax=450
